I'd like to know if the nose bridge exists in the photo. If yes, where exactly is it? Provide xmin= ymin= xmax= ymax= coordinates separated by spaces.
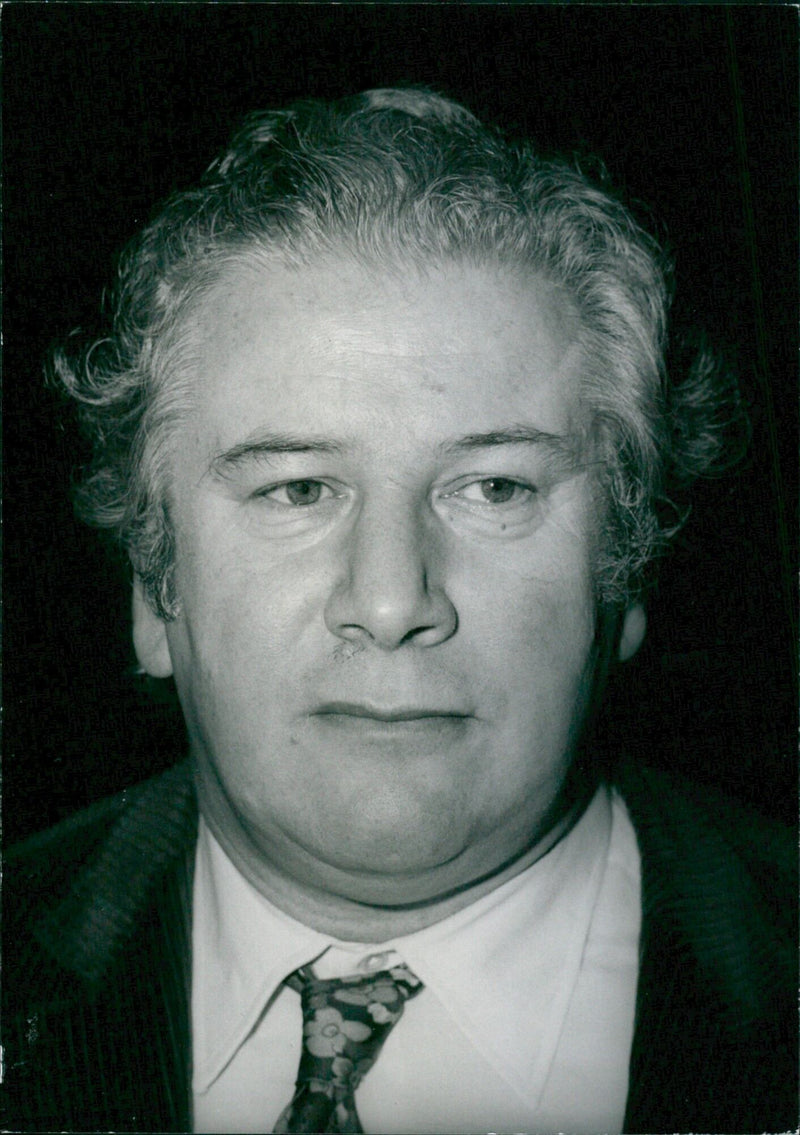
xmin=325 ymin=489 xmax=456 ymax=649
xmin=361 ymin=485 xmax=426 ymax=579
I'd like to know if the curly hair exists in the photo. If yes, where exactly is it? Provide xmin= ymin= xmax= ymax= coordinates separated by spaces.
xmin=53 ymin=87 xmax=737 ymax=618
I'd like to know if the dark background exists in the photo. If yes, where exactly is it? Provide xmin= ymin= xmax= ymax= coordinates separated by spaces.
xmin=4 ymin=4 xmax=797 ymax=843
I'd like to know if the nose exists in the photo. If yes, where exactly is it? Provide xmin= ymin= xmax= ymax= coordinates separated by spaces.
xmin=324 ymin=499 xmax=458 ymax=650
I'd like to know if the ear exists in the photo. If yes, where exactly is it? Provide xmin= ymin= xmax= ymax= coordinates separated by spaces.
xmin=132 ymin=576 xmax=174 ymax=678
xmin=618 ymin=602 xmax=646 ymax=662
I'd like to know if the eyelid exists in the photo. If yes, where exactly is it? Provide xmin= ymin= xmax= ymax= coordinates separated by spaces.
xmin=252 ymin=478 xmax=340 ymax=505
xmin=439 ymin=475 xmax=538 ymax=503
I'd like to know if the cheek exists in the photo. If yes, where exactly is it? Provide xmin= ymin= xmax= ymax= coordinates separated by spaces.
xmin=453 ymin=522 xmax=596 ymax=658
xmin=171 ymin=506 xmax=320 ymax=643
xmin=462 ymin=560 xmax=597 ymax=764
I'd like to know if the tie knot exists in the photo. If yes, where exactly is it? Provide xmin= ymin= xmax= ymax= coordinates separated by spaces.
xmin=275 ymin=963 xmax=422 ymax=1132
xmin=295 ymin=965 xmax=422 ymax=1082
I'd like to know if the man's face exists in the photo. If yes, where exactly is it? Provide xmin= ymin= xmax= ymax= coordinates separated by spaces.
xmin=137 ymin=254 xmax=604 ymax=906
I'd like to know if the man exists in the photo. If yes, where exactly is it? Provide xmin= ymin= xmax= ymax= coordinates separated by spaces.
xmin=4 ymin=88 xmax=795 ymax=1134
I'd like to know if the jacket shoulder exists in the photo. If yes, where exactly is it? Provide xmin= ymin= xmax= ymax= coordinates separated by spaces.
xmin=617 ymin=760 xmax=795 ymax=887
xmin=7 ymin=783 xmax=137 ymax=907
xmin=616 ymin=760 xmax=796 ymax=1010
xmin=4 ymin=760 xmax=197 ymax=995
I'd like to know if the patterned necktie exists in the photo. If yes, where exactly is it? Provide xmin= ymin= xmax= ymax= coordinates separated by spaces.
xmin=273 ymin=962 xmax=423 ymax=1134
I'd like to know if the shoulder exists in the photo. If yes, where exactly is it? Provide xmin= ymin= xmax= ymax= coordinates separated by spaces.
xmin=6 ymin=759 xmax=197 ymax=897
xmin=4 ymin=760 xmax=198 ymax=995
xmin=614 ymin=759 xmax=794 ymax=883
xmin=614 ymin=760 xmax=796 ymax=1010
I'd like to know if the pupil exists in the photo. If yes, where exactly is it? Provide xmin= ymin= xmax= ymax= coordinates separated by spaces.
xmin=482 ymin=478 xmax=515 ymax=503
xmin=286 ymin=480 xmax=321 ymax=506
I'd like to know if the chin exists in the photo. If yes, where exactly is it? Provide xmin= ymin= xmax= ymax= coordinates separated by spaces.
xmin=302 ymin=801 xmax=469 ymax=881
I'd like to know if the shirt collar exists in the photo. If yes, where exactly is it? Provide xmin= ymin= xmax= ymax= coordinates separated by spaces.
xmin=192 ymin=787 xmax=612 ymax=1102
xmin=191 ymin=823 xmax=332 ymax=1090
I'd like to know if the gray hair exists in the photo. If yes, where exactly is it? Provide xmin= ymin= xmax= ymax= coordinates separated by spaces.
xmin=53 ymin=87 xmax=736 ymax=618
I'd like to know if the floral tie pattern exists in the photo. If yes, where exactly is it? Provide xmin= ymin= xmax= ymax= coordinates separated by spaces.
xmin=273 ymin=963 xmax=423 ymax=1133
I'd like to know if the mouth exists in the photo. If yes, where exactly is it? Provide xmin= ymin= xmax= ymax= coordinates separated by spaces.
xmin=314 ymin=701 xmax=473 ymax=724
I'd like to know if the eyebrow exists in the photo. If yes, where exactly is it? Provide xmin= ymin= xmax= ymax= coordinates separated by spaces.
xmin=439 ymin=425 xmax=578 ymax=460
xmin=210 ymin=423 xmax=582 ymax=477
xmin=210 ymin=433 xmax=344 ymax=476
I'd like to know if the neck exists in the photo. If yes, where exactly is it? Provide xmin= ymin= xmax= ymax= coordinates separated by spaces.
xmin=195 ymin=763 xmax=596 ymax=941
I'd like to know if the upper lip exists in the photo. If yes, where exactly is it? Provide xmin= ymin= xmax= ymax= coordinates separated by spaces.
xmin=315 ymin=701 xmax=471 ymax=722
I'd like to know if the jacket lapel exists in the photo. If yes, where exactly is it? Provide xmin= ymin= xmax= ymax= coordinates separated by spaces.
xmin=22 ymin=761 xmax=198 ymax=1132
xmin=619 ymin=761 xmax=796 ymax=1133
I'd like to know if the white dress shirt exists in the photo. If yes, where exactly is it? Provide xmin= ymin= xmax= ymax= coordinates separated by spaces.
xmin=192 ymin=785 xmax=641 ymax=1134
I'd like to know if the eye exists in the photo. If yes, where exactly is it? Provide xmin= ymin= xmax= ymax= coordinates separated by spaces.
xmin=255 ymin=480 xmax=333 ymax=507
xmin=453 ymin=477 xmax=536 ymax=506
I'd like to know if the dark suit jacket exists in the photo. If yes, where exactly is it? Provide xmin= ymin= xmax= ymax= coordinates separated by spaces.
xmin=3 ymin=758 xmax=796 ymax=1133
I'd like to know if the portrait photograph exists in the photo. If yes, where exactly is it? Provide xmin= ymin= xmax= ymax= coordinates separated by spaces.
xmin=3 ymin=5 xmax=796 ymax=1133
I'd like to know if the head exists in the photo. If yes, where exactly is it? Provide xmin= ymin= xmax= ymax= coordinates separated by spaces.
xmin=55 ymin=88 xmax=733 ymax=928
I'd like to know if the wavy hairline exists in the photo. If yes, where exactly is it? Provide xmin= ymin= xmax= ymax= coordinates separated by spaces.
xmin=68 ymin=231 xmax=666 ymax=623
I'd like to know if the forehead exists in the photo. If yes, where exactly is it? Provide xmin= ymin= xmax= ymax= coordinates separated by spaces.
xmin=182 ymin=254 xmax=587 ymax=449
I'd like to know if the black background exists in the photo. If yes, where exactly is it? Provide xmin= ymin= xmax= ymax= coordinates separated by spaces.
xmin=4 ymin=4 xmax=797 ymax=843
